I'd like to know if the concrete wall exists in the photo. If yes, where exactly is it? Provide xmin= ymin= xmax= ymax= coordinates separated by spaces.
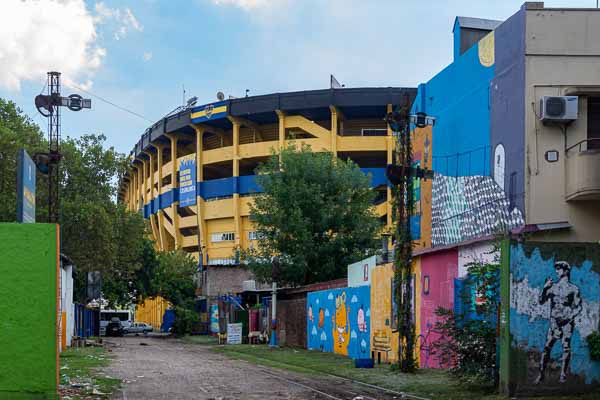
xmin=502 ymin=240 xmax=600 ymax=396
xmin=0 ymin=223 xmax=58 ymax=397
xmin=276 ymin=297 xmax=306 ymax=347
xmin=60 ymin=263 xmax=74 ymax=350
xmin=524 ymin=6 xmax=600 ymax=242
xmin=307 ymin=286 xmax=371 ymax=359
xmin=202 ymin=265 xmax=261 ymax=296
xmin=490 ymin=5 xmax=526 ymax=217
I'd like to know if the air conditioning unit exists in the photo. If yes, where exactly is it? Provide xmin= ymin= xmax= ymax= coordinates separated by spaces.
xmin=242 ymin=280 xmax=256 ymax=291
xmin=539 ymin=96 xmax=578 ymax=123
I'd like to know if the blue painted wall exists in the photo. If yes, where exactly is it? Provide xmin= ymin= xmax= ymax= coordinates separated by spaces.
xmin=412 ymin=31 xmax=495 ymax=177
xmin=307 ymin=286 xmax=371 ymax=359
xmin=490 ymin=6 xmax=526 ymax=217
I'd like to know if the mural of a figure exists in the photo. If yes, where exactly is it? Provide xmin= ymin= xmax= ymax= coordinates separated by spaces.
xmin=357 ymin=305 xmax=367 ymax=333
xmin=535 ymin=261 xmax=582 ymax=384
xmin=308 ymin=304 xmax=314 ymax=322
xmin=332 ymin=292 xmax=350 ymax=355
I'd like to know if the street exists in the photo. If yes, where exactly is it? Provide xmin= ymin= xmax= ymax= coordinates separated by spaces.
xmin=104 ymin=337 xmax=405 ymax=400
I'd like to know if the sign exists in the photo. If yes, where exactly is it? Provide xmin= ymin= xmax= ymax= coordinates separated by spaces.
xmin=347 ymin=256 xmax=376 ymax=287
xmin=226 ymin=323 xmax=242 ymax=344
xmin=16 ymin=149 xmax=36 ymax=223
xmin=178 ymin=155 xmax=196 ymax=207
xmin=190 ymin=101 xmax=228 ymax=123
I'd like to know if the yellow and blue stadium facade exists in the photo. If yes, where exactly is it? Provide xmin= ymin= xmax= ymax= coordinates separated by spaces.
xmin=118 ymin=87 xmax=416 ymax=289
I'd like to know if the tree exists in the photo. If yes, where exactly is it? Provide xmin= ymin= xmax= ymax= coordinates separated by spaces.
xmin=0 ymin=99 xmax=49 ymax=222
xmin=152 ymin=250 xmax=198 ymax=334
xmin=244 ymin=144 xmax=381 ymax=286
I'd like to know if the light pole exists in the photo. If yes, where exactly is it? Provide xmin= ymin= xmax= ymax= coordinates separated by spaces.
xmin=385 ymin=107 xmax=434 ymax=372
xmin=269 ymin=256 xmax=280 ymax=347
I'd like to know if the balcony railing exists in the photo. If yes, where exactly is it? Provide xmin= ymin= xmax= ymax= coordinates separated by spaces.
xmin=565 ymin=138 xmax=600 ymax=201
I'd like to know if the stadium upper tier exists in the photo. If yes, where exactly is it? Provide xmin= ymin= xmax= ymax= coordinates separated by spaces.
xmin=119 ymin=87 xmax=416 ymax=264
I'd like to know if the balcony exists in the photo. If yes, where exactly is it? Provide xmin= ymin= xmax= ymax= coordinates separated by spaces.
xmin=566 ymin=139 xmax=600 ymax=201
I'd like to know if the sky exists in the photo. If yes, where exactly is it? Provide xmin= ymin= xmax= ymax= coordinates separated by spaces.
xmin=0 ymin=0 xmax=596 ymax=154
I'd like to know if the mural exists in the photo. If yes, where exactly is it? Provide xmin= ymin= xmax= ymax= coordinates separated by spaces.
xmin=509 ymin=242 xmax=600 ymax=391
xmin=307 ymin=286 xmax=371 ymax=359
xmin=431 ymin=174 xmax=524 ymax=247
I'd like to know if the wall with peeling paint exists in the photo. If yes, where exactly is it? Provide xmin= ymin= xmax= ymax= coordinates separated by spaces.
xmin=502 ymin=241 xmax=600 ymax=396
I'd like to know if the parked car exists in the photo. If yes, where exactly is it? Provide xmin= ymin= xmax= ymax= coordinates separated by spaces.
xmin=123 ymin=322 xmax=153 ymax=335
xmin=106 ymin=318 xmax=124 ymax=337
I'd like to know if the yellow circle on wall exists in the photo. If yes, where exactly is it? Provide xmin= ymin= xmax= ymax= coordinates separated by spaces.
xmin=478 ymin=31 xmax=495 ymax=67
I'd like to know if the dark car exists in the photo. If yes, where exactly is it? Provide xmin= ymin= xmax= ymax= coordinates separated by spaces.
xmin=106 ymin=317 xmax=124 ymax=337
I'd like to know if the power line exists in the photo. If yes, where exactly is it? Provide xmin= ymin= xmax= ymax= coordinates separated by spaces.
xmin=63 ymin=82 xmax=153 ymax=123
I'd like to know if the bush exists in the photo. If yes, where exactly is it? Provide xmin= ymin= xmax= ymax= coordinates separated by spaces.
xmin=588 ymin=331 xmax=600 ymax=360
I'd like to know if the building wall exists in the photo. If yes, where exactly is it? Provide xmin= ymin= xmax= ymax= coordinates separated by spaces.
xmin=135 ymin=296 xmax=170 ymax=331
xmin=370 ymin=263 xmax=398 ymax=363
xmin=419 ymin=248 xmax=458 ymax=368
xmin=60 ymin=264 xmax=74 ymax=350
xmin=307 ymin=286 xmax=371 ymax=359
xmin=277 ymin=297 xmax=306 ymax=347
xmin=490 ymin=5 xmax=526 ymax=217
xmin=523 ymin=7 xmax=600 ymax=243
xmin=202 ymin=265 xmax=264 ymax=296
xmin=0 ymin=223 xmax=58 ymax=396
xmin=503 ymin=240 xmax=600 ymax=395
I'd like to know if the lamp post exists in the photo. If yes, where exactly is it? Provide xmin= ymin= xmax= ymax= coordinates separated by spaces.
xmin=269 ymin=256 xmax=280 ymax=347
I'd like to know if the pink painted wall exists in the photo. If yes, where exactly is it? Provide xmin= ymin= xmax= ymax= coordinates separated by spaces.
xmin=419 ymin=249 xmax=458 ymax=369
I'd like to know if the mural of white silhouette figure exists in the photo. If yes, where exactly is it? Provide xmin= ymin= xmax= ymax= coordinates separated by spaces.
xmin=535 ymin=261 xmax=582 ymax=384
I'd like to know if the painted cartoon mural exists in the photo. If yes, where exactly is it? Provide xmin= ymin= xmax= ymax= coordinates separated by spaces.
xmin=507 ymin=242 xmax=600 ymax=394
xmin=307 ymin=286 xmax=370 ymax=359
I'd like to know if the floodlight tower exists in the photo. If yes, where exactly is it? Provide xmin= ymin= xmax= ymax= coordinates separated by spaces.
xmin=35 ymin=71 xmax=91 ymax=223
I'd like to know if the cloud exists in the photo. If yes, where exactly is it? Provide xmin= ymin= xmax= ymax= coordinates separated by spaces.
xmin=350 ymin=330 xmax=357 ymax=339
xmin=327 ymin=293 xmax=333 ymax=300
xmin=143 ymin=52 xmax=153 ymax=62
xmin=0 ymin=0 xmax=105 ymax=91
xmin=94 ymin=2 xmax=143 ymax=40
xmin=211 ymin=0 xmax=273 ymax=10
xmin=350 ymin=295 xmax=358 ymax=303
xmin=324 ymin=309 xmax=330 ymax=317
xmin=311 ymin=326 xmax=317 ymax=336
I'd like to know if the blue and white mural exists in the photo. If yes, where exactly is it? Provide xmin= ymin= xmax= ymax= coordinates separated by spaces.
xmin=307 ymin=286 xmax=371 ymax=359
xmin=510 ymin=243 xmax=600 ymax=388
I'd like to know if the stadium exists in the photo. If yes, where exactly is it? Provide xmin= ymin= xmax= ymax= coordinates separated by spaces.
xmin=118 ymin=87 xmax=416 ymax=293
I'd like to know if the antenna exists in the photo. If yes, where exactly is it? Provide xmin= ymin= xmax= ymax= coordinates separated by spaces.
xmin=245 ymin=89 xmax=250 ymax=97
xmin=182 ymin=84 xmax=186 ymax=107
xmin=217 ymin=91 xmax=225 ymax=101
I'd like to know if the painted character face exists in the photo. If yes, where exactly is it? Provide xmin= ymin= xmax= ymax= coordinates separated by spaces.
xmin=308 ymin=305 xmax=313 ymax=322
xmin=357 ymin=305 xmax=367 ymax=333
xmin=318 ymin=308 xmax=324 ymax=328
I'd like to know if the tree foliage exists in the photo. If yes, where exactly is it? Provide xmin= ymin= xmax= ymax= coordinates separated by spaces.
xmin=244 ymin=144 xmax=380 ymax=286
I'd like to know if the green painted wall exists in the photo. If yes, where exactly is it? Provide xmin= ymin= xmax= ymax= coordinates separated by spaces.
xmin=0 ymin=223 xmax=57 ymax=398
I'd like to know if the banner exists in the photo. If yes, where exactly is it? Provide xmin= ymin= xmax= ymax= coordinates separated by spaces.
xmin=347 ymin=256 xmax=376 ymax=287
xmin=178 ymin=155 xmax=196 ymax=207
xmin=226 ymin=323 xmax=242 ymax=344
xmin=16 ymin=148 xmax=36 ymax=223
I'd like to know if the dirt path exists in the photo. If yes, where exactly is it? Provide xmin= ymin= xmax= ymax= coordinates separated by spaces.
xmin=103 ymin=336 xmax=402 ymax=400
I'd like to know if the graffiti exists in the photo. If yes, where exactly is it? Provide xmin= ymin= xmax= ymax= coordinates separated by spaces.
xmin=535 ymin=261 xmax=582 ymax=384
xmin=333 ymin=292 xmax=350 ymax=354
xmin=431 ymin=174 xmax=523 ymax=247
xmin=307 ymin=286 xmax=370 ymax=359
xmin=510 ymin=243 xmax=600 ymax=386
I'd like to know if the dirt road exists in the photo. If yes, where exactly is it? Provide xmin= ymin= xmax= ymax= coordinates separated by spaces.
xmin=103 ymin=336 xmax=405 ymax=400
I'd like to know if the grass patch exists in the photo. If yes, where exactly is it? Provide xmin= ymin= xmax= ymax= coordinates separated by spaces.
xmin=182 ymin=335 xmax=218 ymax=345
xmin=59 ymin=347 xmax=120 ymax=399
xmin=210 ymin=345 xmax=599 ymax=400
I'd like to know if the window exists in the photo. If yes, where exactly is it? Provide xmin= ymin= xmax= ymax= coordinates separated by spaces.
xmin=248 ymin=231 xmax=265 ymax=241
xmin=211 ymin=232 xmax=235 ymax=242
xmin=588 ymin=97 xmax=600 ymax=150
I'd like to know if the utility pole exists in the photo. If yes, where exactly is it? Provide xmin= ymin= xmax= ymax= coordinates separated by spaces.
xmin=34 ymin=72 xmax=91 ymax=223
xmin=269 ymin=256 xmax=280 ymax=347
xmin=385 ymin=103 xmax=434 ymax=372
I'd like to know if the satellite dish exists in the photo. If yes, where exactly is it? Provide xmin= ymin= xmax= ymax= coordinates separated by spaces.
xmin=216 ymin=91 xmax=225 ymax=101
